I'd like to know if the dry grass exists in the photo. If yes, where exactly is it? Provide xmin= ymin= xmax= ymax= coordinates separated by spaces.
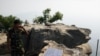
xmin=0 ymin=33 xmax=7 ymax=45
xmin=0 ymin=33 xmax=10 ymax=55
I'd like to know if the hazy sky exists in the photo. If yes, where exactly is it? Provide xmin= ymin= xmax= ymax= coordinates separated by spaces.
xmin=0 ymin=0 xmax=100 ymax=56
xmin=0 ymin=0 xmax=100 ymax=23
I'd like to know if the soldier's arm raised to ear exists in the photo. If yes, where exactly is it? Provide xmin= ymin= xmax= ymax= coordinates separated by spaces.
xmin=19 ymin=26 xmax=29 ymax=36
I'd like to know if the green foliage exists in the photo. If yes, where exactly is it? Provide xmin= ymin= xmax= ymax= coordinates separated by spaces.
xmin=24 ymin=20 xmax=29 ymax=24
xmin=34 ymin=16 xmax=44 ymax=24
xmin=49 ymin=12 xmax=63 ymax=23
xmin=0 ymin=15 xmax=20 ymax=30
xmin=33 ymin=8 xmax=63 ymax=24
xmin=43 ymin=8 xmax=51 ymax=14
xmin=43 ymin=8 xmax=51 ymax=16
xmin=24 ymin=20 xmax=29 ymax=26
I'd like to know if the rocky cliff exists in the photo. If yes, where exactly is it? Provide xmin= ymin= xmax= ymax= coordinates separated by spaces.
xmin=24 ymin=23 xmax=92 ymax=56
xmin=0 ymin=23 xmax=92 ymax=56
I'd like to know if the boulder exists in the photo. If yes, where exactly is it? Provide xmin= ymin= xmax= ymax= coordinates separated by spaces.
xmin=0 ymin=23 xmax=92 ymax=56
xmin=25 ymin=23 xmax=91 ymax=56
xmin=39 ymin=40 xmax=91 ymax=56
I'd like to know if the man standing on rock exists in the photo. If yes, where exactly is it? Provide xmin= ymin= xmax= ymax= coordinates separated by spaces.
xmin=7 ymin=19 xmax=28 ymax=56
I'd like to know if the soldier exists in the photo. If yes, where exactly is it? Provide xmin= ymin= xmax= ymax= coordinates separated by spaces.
xmin=7 ymin=19 xmax=28 ymax=56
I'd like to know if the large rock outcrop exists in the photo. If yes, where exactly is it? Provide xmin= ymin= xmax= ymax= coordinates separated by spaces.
xmin=24 ymin=23 xmax=91 ymax=56
xmin=0 ymin=23 xmax=92 ymax=56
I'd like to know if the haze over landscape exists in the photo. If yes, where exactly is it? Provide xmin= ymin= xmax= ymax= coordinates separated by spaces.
xmin=0 ymin=0 xmax=100 ymax=56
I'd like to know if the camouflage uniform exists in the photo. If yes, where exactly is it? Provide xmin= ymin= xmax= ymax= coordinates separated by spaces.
xmin=8 ymin=28 xmax=25 ymax=56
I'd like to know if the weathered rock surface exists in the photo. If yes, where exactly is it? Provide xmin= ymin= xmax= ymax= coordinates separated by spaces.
xmin=0 ymin=23 xmax=92 ymax=56
xmin=25 ymin=23 xmax=91 ymax=56
xmin=39 ymin=40 xmax=91 ymax=56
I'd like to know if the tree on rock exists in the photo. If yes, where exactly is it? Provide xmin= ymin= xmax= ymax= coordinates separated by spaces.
xmin=33 ymin=8 xmax=63 ymax=24
xmin=24 ymin=20 xmax=29 ymax=26
xmin=49 ymin=12 xmax=63 ymax=23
